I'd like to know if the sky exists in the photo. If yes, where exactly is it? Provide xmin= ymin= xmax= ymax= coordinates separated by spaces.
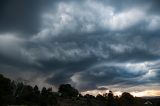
xmin=0 ymin=0 xmax=160 ymax=97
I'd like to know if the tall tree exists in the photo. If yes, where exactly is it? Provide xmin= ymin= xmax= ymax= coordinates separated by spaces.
xmin=107 ymin=91 xmax=116 ymax=106
xmin=58 ymin=84 xmax=79 ymax=97
xmin=120 ymin=92 xmax=135 ymax=106
xmin=0 ymin=74 xmax=13 ymax=104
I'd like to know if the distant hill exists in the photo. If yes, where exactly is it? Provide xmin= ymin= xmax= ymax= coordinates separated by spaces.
xmin=142 ymin=96 xmax=160 ymax=99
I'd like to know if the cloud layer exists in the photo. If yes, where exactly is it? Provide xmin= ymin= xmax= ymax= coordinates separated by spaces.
xmin=0 ymin=0 xmax=160 ymax=93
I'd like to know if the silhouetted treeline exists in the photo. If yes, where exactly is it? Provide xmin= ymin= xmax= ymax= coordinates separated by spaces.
xmin=0 ymin=74 xmax=160 ymax=106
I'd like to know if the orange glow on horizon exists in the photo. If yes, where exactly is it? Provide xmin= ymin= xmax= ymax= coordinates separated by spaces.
xmin=81 ymin=89 xmax=160 ymax=97
xmin=131 ymin=90 xmax=160 ymax=97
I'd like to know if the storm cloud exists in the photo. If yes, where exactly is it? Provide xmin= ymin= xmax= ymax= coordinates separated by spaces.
xmin=0 ymin=0 xmax=160 ymax=92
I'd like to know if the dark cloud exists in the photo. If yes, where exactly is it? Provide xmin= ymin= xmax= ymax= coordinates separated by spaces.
xmin=0 ymin=0 xmax=160 ymax=92
xmin=109 ymin=48 xmax=160 ymax=62
xmin=102 ymin=0 xmax=160 ymax=13
xmin=0 ymin=0 xmax=159 ymax=35
xmin=97 ymin=87 xmax=108 ymax=91
xmin=0 ymin=0 xmax=55 ymax=35
xmin=39 ymin=56 xmax=98 ymax=72
xmin=44 ymin=56 xmax=99 ymax=86
xmin=67 ymin=65 xmax=148 ymax=91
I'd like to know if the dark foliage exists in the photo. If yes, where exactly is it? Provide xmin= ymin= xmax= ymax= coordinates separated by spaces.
xmin=58 ymin=84 xmax=79 ymax=97
xmin=0 ymin=74 xmax=159 ymax=106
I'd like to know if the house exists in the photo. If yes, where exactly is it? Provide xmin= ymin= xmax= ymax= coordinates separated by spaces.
xmin=144 ymin=101 xmax=152 ymax=105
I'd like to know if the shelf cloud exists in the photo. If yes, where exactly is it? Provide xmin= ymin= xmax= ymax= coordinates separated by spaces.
xmin=0 ymin=0 xmax=160 ymax=94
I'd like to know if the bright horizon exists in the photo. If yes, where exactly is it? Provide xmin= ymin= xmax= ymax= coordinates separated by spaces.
xmin=81 ymin=89 xmax=160 ymax=97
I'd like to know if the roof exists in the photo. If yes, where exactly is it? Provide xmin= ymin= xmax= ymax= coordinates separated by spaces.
xmin=144 ymin=101 xmax=152 ymax=105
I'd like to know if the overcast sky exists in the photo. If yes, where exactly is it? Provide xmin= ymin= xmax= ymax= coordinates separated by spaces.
xmin=0 ymin=0 xmax=160 ymax=96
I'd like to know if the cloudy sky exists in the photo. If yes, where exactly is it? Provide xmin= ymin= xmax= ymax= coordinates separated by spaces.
xmin=0 ymin=0 xmax=160 ymax=96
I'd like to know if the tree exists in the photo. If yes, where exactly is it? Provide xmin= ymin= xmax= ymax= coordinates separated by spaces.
xmin=33 ymin=85 xmax=40 ymax=94
xmin=32 ymin=85 xmax=40 ymax=104
xmin=58 ymin=84 xmax=79 ymax=97
xmin=40 ymin=87 xmax=57 ymax=105
xmin=0 ymin=74 xmax=12 ymax=95
xmin=96 ymin=94 xmax=107 ymax=105
xmin=107 ymin=91 xmax=116 ymax=106
xmin=84 ymin=94 xmax=95 ymax=99
xmin=0 ymin=74 xmax=13 ymax=104
xmin=17 ymin=85 xmax=34 ymax=104
xmin=96 ymin=94 xmax=106 ymax=101
xmin=120 ymin=92 xmax=135 ymax=105
xmin=41 ymin=87 xmax=47 ymax=96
